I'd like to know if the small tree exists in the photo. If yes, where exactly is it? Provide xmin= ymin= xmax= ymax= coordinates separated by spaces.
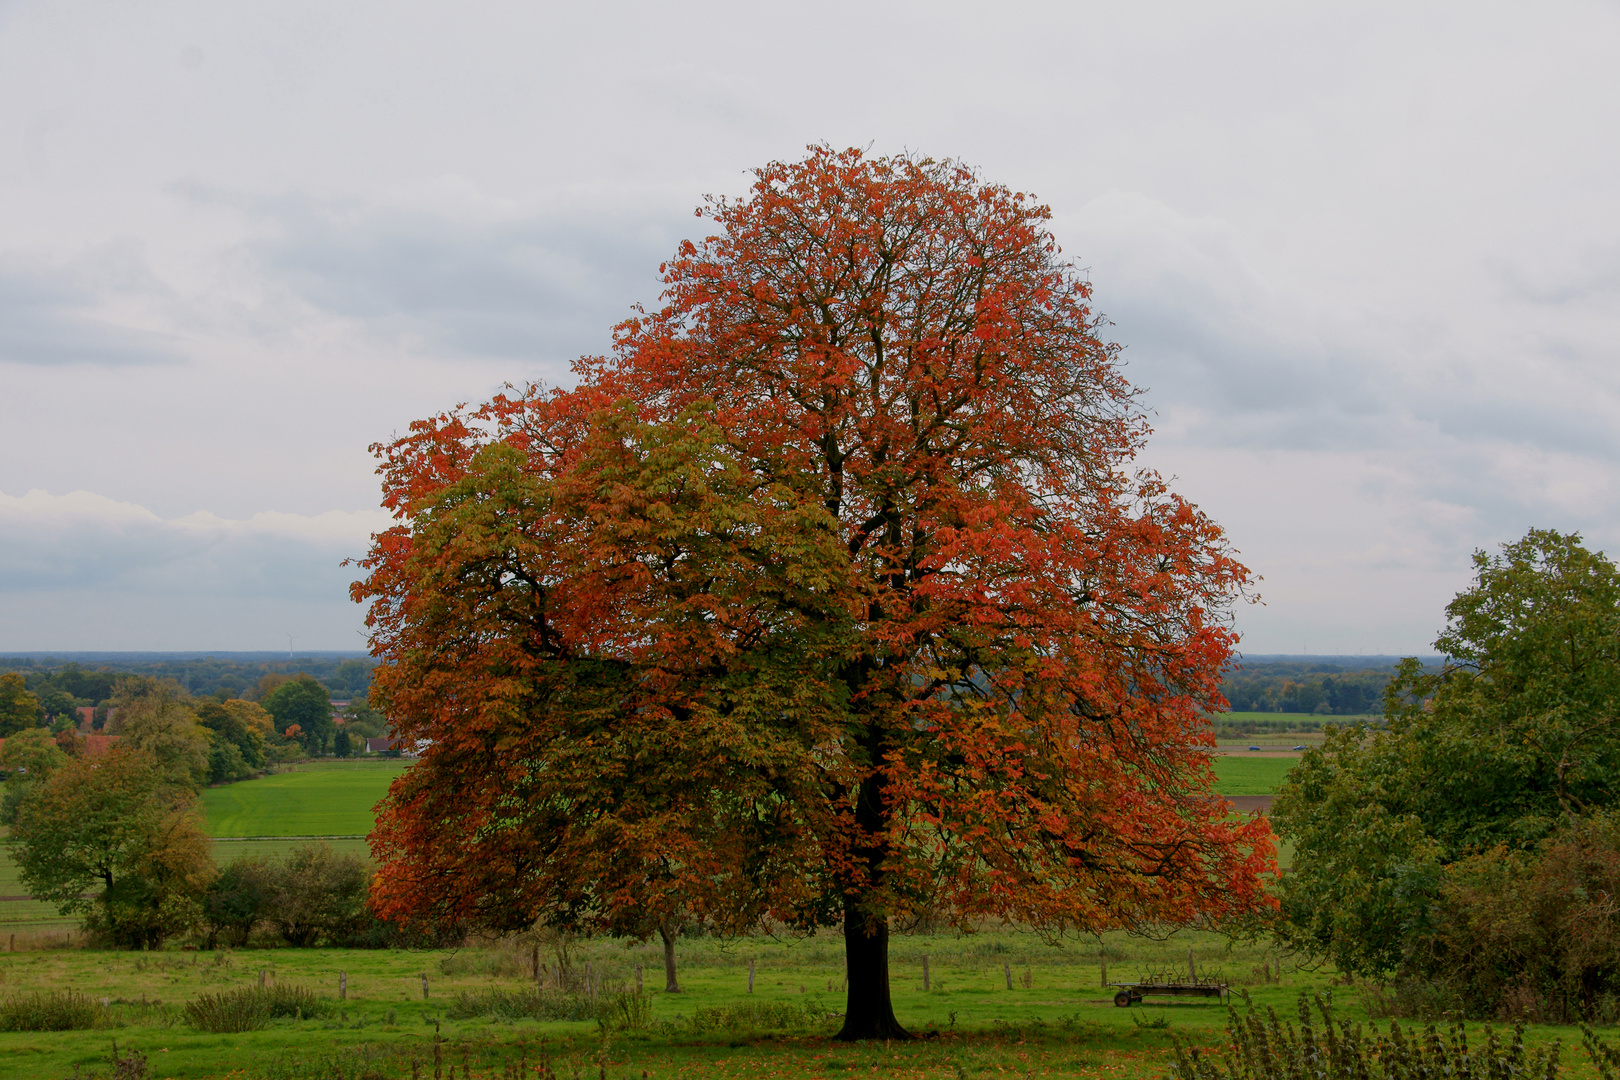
xmin=0 ymin=672 xmax=40 ymax=737
xmin=263 ymin=677 xmax=333 ymax=756
xmin=202 ymin=856 xmax=275 ymax=948
xmin=109 ymin=677 xmax=210 ymax=789
xmin=12 ymin=747 xmax=215 ymax=948
xmin=268 ymin=843 xmax=372 ymax=946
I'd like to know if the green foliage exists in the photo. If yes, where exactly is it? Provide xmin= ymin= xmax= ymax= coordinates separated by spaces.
xmin=263 ymin=677 xmax=334 ymax=756
xmin=0 ymin=671 xmax=40 ymax=737
xmin=12 ymin=747 xmax=216 ymax=949
xmin=1170 ymin=992 xmax=1559 ymax=1080
xmin=110 ymin=677 xmax=211 ymax=789
xmin=688 ymin=998 xmax=827 ymax=1033
xmin=1403 ymin=813 xmax=1620 ymax=1023
xmin=183 ymin=984 xmax=328 ymax=1033
xmin=266 ymin=843 xmax=373 ymax=947
xmin=1274 ymin=529 xmax=1620 ymax=981
xmin=195 ymin=699 xmax=268 ymax=770
xmin=202 ymin=855 xmax=276 ymax=948
xmin=0 ymin=989 xmax=108 ymax=1032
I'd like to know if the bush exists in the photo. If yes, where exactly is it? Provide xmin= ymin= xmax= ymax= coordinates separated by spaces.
xmin=183 ymin=984 xmax=329 ymax=1033
xmin=1406 ymin=813 xmax=1620 ymax=1023
xmin=445 ymin=987 xmax=600 ymax=1023
xmin=688 ymin=999 xmax=825 ymax=1034
xmin=0 ymin=989 xmax=107 ymax=1031
xmin=202 ymin=855 xmax=275 ymax=949
xmin=268 ymin=844 xmax=372 ymax=947
xmin=1170 ymin=992 xmax=1559 ymax=1080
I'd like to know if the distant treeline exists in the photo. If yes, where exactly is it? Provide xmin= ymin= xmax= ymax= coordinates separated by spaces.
xmin=0 ymin=654 xmax=374 ymax=714
xmin=1218 ymin=657 xmax=1441 ymax=719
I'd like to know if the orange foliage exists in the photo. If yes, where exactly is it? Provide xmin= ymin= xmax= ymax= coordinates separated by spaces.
xmin=354 ymin=146 xmax=1275 ymax=1037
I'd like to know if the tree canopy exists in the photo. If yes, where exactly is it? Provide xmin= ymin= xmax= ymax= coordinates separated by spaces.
xmin=1273 ymin=528 xmax=1620 ymax=979
xmin=12 ymin=746 xmax=214 ymax=949
xmin=356 ymin=146 xmax=1274 ymax=1039
xmin=262 ymin=676 xmax=334 ymax=755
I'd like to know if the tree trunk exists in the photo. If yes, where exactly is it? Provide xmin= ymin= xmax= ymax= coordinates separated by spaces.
xmin=835 ymin=724 xmax=910 ymax=1042
xmin=658 ymin=919 xmax=680 ymax=993
xmin=836 ymin=894 xmax=909 ymax=1040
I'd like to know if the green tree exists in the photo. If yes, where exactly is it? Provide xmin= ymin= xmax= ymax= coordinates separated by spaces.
xmin=1274 ymin=528 xmax=1620 ymax=979
xmin=0 ymin=672 xmax=40 ymax=737
xmin=267 ymin=843 xmax=371 ymax=947
xmin=195 ymin=699 xmax=267 ymax=769
xmin=109 ymin=677 xmax=210 ymax=789
xmin=12 ymin=747 xmax=216 ymax=949
xmin=262 ymin=676 xmax=333 ymax=756
xmin=201 ymin=855 xmax=275 ymax=949
xmin=0 ymin=727 xmax=68 ymax=826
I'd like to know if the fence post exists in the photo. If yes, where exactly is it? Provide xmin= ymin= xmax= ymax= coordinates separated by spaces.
xmin=1003 ymin=960 xmax=1012 ymax=990
xmin=259 ymin=969 xmax=266 ymax=988
xmin=340 ymin=972 xmax=347 ymax=1000
xmin=1189 ymin=947 xmax=1196 ymax=983
xmin=922 ymin=954 xmax=930 ymax=992
xmin=748 ymin=958 xmax=755 ymax=993
xmin=422 ymin=974 xmax=430 ymax=999
xmin=635 ymin=963 xmax=643 ymax=995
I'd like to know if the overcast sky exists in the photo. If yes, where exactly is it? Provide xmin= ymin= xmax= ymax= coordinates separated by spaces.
xmin=2 ymin=1 xmax=1616 ymax=655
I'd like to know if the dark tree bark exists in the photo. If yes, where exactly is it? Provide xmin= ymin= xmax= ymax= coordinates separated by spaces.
xmin=835 ymin=726 xmax=911 ymax=1041
xmin=657 ymin=918 xmax=680 ymax=993
xmin=836 ymin=895 xmax=909 ymax=1040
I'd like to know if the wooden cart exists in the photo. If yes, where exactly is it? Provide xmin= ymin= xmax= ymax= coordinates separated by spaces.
xmin=1108 ymin=981 xmax=1229 ymax=1007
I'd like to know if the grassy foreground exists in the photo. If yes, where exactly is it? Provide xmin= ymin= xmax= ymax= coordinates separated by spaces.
xmin=0 ymin=926 xmax=1592 ymax=1080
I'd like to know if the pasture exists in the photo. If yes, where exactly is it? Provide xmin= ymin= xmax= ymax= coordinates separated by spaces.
xmin=201 ymin=759 xmax=405 ymax=838
xmin=6 ymin=925 xmax=1578 ymax=1080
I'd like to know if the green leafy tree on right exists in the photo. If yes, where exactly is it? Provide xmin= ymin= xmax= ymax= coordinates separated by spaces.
xmin=1274 ymin=528 xmax=1620 ymax=1003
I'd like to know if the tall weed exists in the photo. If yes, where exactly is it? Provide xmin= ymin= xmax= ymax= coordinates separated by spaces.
xmin=0 ymin=989 xmax=107 ymax=1031
xmin=1171 ymin=991 xmax=1559 ymax=1080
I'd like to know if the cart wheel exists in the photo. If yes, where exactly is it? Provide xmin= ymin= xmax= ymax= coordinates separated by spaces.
xmin=1113 ymin=990 xmax=1132 ymax=1008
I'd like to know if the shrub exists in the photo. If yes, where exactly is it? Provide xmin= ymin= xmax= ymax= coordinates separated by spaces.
xmin=445 ymin=987 xmax=599 ymax=1023
xmin=202 ymin=855 xmax=275 ymax=948
xmin=688 ymin=999 xmax=825 ymax=1034
xmin=183 ymin=984 xmax=329 ymax=1033
xmin=0 ymin=989 xmax=107 ymax=1031
xmin=268 ymin=844 xmax=372 ymax=947
xmin=1170 ymin=992 xmax=1559 ymax=1080
xmin=1409 ymin=814 xmax=1620 ymax=1023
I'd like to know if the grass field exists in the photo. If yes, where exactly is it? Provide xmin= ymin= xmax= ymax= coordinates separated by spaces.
xmin=200 ymin=759 xmax=405 ymax=838
xmin=2 ymin=924 xmax=1589 ymax=1080
xmin=1209 ymin=756 xmax=1297 ymax=796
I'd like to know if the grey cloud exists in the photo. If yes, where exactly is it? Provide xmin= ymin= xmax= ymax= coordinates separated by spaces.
xmin=223 ymin=194 xmax=678 ymax=363
xmin=0 ymin=259 xmax=182 ymax=367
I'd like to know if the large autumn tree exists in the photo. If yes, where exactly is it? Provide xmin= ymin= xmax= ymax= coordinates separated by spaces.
xmin=356 ymin=146 xmax=1274 ymax=1039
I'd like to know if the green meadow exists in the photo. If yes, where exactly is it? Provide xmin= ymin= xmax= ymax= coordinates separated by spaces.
xmin=4 ymin=925 xmax=1587 ymax=1080
xmin=0 ymin=754 xmax=1331 ymax=1077
xmin=1209 ymin=756 xmax=1297 ymax=796
xmin=200 ymin=759 xmax=405 ymax=838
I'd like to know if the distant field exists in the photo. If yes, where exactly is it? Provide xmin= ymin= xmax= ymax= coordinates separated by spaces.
xmin=200 ymin=759 xmax=406 ymax=837
xmin=1211 ymin=755 xmax=1297 ymax=796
